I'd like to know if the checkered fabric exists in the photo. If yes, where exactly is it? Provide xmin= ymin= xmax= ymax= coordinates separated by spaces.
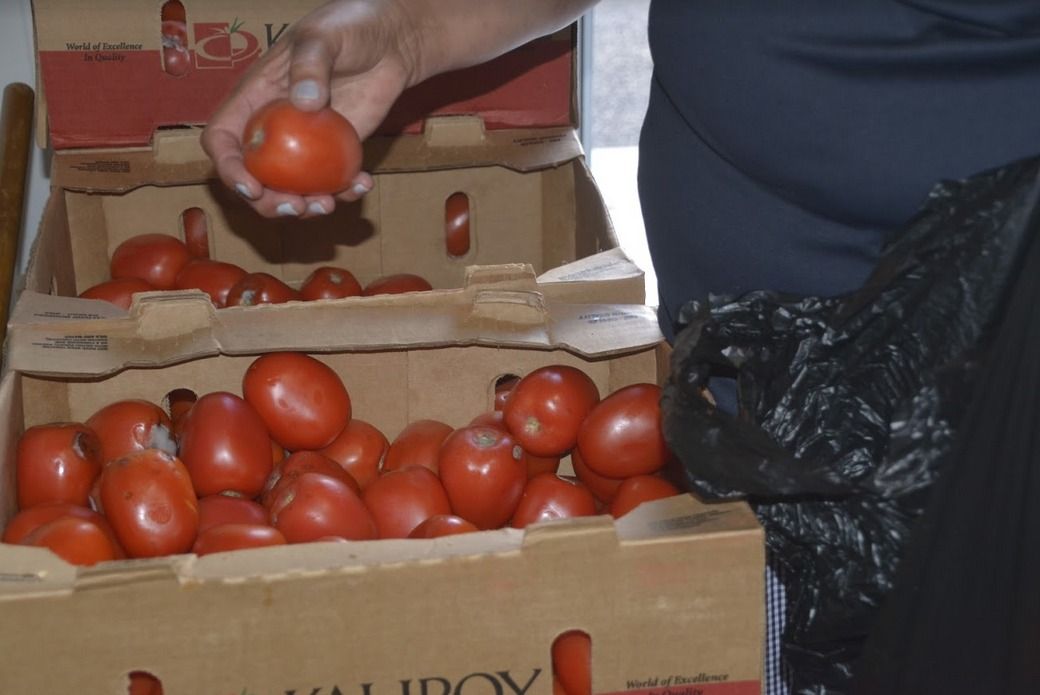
xmin=764 ymin=561 xmax=791 ymax=695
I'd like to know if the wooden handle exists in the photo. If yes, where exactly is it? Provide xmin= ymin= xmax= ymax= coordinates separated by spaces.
xmin=0 ymin=82 xmax=35 ymax=355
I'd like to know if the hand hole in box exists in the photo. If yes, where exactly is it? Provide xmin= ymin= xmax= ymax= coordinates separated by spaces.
xmin=446 ymin=192 xmax=471 ymax=257
xmin=126 ymin=670 xmax=163 ymax=694
xmin=492 ymin=373 xmax=520 ymax=411
xmin=160 ymin=1 xmax=190 ymax=77
xmin=552 ymin=629 xmax=591 ymax=695
xmin=180 ymin=207 xmax=210 ymax=259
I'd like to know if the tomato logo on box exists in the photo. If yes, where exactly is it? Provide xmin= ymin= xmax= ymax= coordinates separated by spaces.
xmin=193 ymin=18 xmax=261 ymax=69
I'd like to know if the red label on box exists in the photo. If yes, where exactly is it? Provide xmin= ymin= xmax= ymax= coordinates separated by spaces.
xmin=39 ymin=32 xmax=572 ymax=150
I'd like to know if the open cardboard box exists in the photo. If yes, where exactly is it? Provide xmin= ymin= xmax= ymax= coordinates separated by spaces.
xmin=11 ymin=0 xmax=644 ymax=342
xmin=0 ymin=289 xmax=764 ymax=695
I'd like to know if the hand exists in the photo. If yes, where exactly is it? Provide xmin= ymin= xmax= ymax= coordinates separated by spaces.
xmin=201 ymin=0 xmax=418 ymax=219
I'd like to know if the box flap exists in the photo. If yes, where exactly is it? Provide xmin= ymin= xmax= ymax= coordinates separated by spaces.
xmin=32 ymin=0 xmax=575 ymax=151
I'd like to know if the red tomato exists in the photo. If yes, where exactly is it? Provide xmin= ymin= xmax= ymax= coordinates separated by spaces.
xmin=609 ymin=475 xmax=681 ymax=519
xmin=225 ymin=272 xmax=300 ymax=307
xmin=570 ymin=446 xmax=625 ymax=505
xmin=576 ymin=383 xmax=668 ymax=479
xmin=176 ymin=392 xmax=274 ymax=498
xmin=437 ymin=425 xmax=527 ymax=530
xmin=242 ymin=98 xmax=363 ymax=195
xmin=408 ymin=514 xmax=479 ymax=538
xmin=128 ymin=671 xmax=164 ymax=695
xmin=162 ymin=44 xmax=190 ymax=77
xmin=362 ymin=273 xmax=434 ymax=296
xmin=319 ymin=418 xmax=388 ymax=490
xmin=197 ymin=494 xmax=269 ymax=533
xmin=78 ymin=278 xmax=156 ymax=310
xmin=383 ymin=419 xmax=453 ymax=475
xmin=444 ymin=192 xmax=471 ymax=257
xmin=269 ymin=472 xmax=376 ymax=543
xmin=110 ymin=234 xmax=191 ymax=290
xmin=261 ymin=451 xmax=361 ymax=509
xmin=192 ymin=523 xmax=287 ymax=556
xmin=20 ymin=516 xmax=120 ymax=567
xmin=173 ymin=259 xmax=248 ymax=307
xmin=180 ymin=207 xmax=209 ymax=259
xmin=16 ymin=422 xmax=102 ymax=509
xmin=299 ymin=266 xmax=363 ymax=301
xmin=467 ymin=411 xmax=560 ymax=479
xmin=271 ymin=439 xmax=286 ymax=465
xmin=86 ymin=399 xmax=175 ymax=466
xmin=242 ymin=352 xmax=352 ymax=451
xmin=553 ymin=630 xmax=591 ymax=695
xmin=362 ymin=466 xmax=452 ymax=539
xmin=502 ymin=365 xmax=600 ymax=457
xmin=510 ymin=474 xmax=598 ymax=529
xmin=99 ymin=449 xmax=199 ymax=558
xmin=2 ymin=503 xmax=123 ymax=557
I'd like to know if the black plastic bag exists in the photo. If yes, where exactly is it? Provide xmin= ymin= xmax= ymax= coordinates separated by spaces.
xmin=660 ymin=155 xmax=1040 ymax=693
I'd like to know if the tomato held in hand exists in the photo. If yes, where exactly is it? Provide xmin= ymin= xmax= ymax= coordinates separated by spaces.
xmin=110 ymin=234 xmax=192 ymax=290
xmin=510 ymin=473 xmax=598 ymax=529
xmin=299 ymin=266 xmax=363 ymax=301
xmin=553 ymin=630 xmax=592 ymax=695
xmin=225 ymin=272 xmax=299 ymax=307
xmin=383 ymin=419 xmax=454 ymax=475
xmin=608 ymin=475 xmax=681 ymax=519
xmin=242 ymin=352 xmax=352 ymax=451
xmin=174 ymin=259 xmax=248 ymax=307
xmin=362 ymin=466 xmax=452 ymax=539
xmin=99 ymin=448 xmax=199 ymax=558
xmin=319 ymin=418 xmax=388 ymax=490
xmin=16 ymin=422 xmax=102 ymax=509
xmin=502 ymin=365 xmax=601 ymax=458
xmin=269 ymin=472 xmax=376 ymax=543
xmin=438 ymin=425 xmax=527 ymax=530
xmin=78 ymin=278 xmax=157 ymax=310
xmin=20 ymin=516 xmax=121 ymax=567
xmin=197 ymin=494 xmax=269 ymax=533
xmin=408 ymin=514 xmax=479 ymax=538
xmin=176 ymin=391 xmax=274 ymax=498
xmin=362 ymin=273 xmax=434 ymax=296
xmin=242 ymin=98 xmax=363 ymax=195
xmin=86 ymin=399 xmax=175 ymax=466
xmin=576 ymin=383 xmax=668 ymax=479
xmin=192 ymin=523 xmax=287 ymax=556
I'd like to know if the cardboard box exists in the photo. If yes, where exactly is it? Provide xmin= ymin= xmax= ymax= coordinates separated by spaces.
xmin=0 ymin=297 xmax=764 ymax=695
xmin=13 ymin=0 xmax=644 ymax=340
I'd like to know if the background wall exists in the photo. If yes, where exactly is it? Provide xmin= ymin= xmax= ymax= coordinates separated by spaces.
xmin=1 ymin=0 xmax=50 ymax=279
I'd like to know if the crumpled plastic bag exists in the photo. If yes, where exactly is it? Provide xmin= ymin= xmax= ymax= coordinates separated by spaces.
xmin=660 ymin=154 xmax=1040 ymax=693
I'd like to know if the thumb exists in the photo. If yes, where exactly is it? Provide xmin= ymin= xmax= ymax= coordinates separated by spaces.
xmin=288 ymin=34 xmax=335 ymax=111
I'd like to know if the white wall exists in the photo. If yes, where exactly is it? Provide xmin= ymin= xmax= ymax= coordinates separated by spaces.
xmin=1 ymin=0 xmax=51 ymax=278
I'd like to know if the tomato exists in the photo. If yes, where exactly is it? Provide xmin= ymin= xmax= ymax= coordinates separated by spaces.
xmin=271 ymin=439 xmax=286 ymax=465
xmin=362 ymin=273 xmax=434 ymax=296
xmin=242 ymin=352 xmax=352 ymax=451
xmin=192 ymin=523 xmax=287 ymax=556
xmin=180 ymin=207 xmax=209 ymax=259
xmin=261 ymin=450 xmax=361 ymax=508
xmin=553 ymin=630 xmax=591 ymax=695
xmin=494 ymin=375 xmax=519 ymax=411
xmin=570 ymin=446 xmax=625 ymax=505
xmin=408 ymin=514 xmax=479 ymax=538
xmin=99 ymin=448 xmax=199 ymax=558
xmin=553 ymin=676 xmax=568 ymax=695
xmin=2 ymin=503 xmax=123 ymax=557
xmin=225 ymin=272 xmax=300 ymax=307
xmin=502 ymin=365 xmax=600 ymax=457
xmin=242 ymin=98 xmax=363 ymax=195
xmin=197 ymin=494 xmax=269 ymax=533
xmin=162 ymin=44 xmax=190 ymax=77
xmin=78 ymin=278 xmax=157 ymax=310
xmin=437 ymin=425 xmax=527 ymax=530
xmin=128 ymin=671 xmax=164 ymax=695
xmin=576 ymin=383 xmax=668 ymax=479
xmin=20 ymin=516 xmax=120 ymax=567
xmin=467 ymin=411 xmax=560 ymax=479
xmin=609 ymin=475 xmax=681 ymax=519
xmin=444 ymin=192 xmax=471 ymax=257
xmin=269 ymin=472 xmax=376 ymax=543
xmin=110 ymin=234 xmax=192 ymax=290
xmin=362 ymin=466 xmax=452 ymax=539
xmin=16 ymin=422 xmax=102 ymax=509
xmin=510 ymin=473 xmax=597 ymax=529
xmin=177 ymin=391 xmax=273 ymax=498
xmin=299 ymin=266 xmax=363 ymax=301
xmin=86 ymin=399 xmax=175 ymax=465
xmin=382 ymin=419 xmax=453 ymax=475
xmin=319 ymin=418 xmax=388 ymax=490
xmin=174 ymin=259 xmax=248 ymax=307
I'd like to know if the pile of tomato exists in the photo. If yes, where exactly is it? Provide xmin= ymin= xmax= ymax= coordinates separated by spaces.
xmin=78 ymin=228 xmax=433 ymax=310
xmin=5 ymin=354 xmax=681 ymax=568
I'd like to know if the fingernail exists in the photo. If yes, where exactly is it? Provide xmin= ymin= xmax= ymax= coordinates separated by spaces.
xmin=276 ymin=203 xmax=299 ymax=216
xmin=291 ymin=80 xmax=320 ymax=103
xmin=307 ymin=202 xmax=329 ymax=215
xmin=235 ymin=183 xmax=256 ymax=200
xmin=352 ymin=182 xmax=371 ymax=197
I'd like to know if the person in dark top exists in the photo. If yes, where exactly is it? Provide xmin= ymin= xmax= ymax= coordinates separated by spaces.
xmin=203 ymin=2 xmax=1040 ymax=692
